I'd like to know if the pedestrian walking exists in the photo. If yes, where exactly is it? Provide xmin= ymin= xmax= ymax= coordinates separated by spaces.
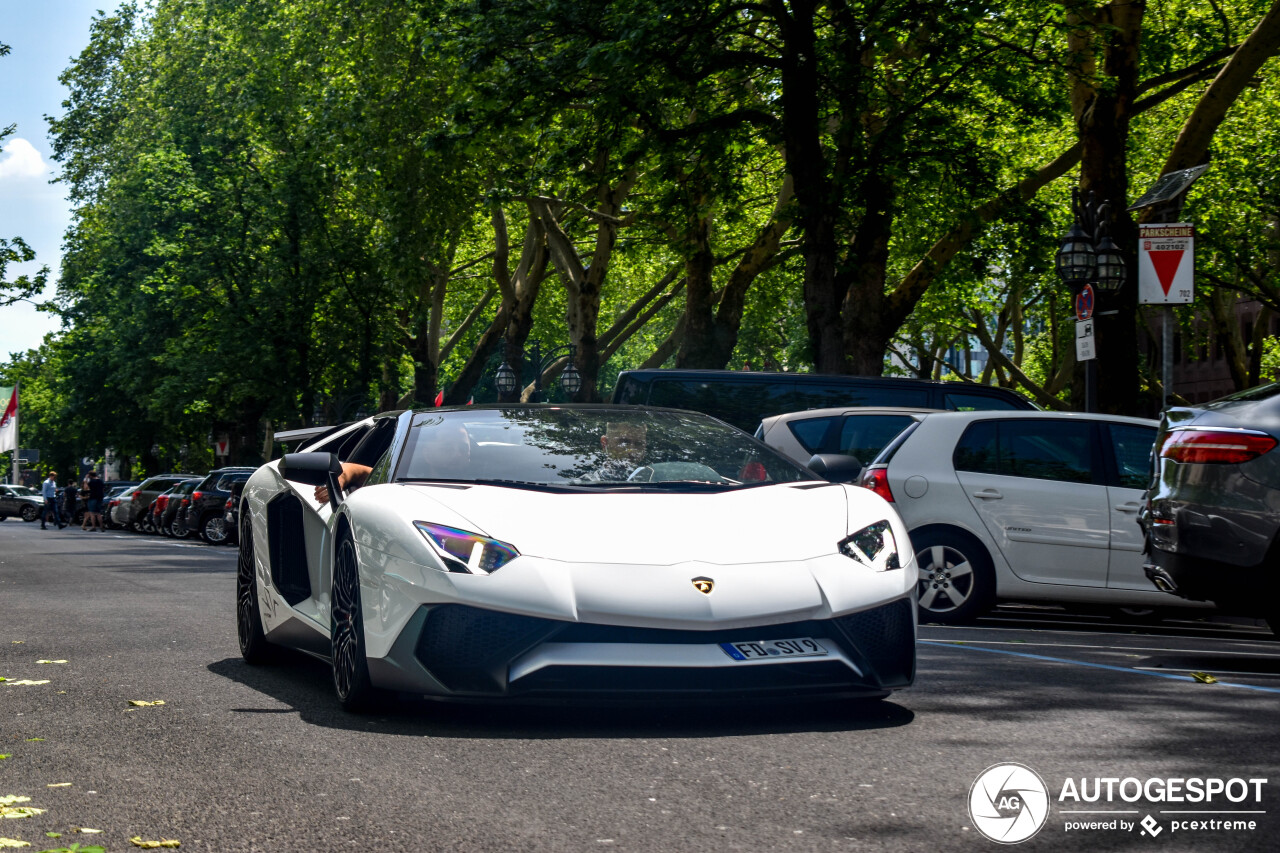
xmin=40 ymin=471 xmax=64 ymax=529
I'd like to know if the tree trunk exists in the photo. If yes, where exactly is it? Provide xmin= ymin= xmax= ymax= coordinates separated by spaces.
xmin=1069 ymin=1 xmax=1144 ymax=415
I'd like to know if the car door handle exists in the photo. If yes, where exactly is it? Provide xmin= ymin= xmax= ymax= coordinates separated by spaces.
xmin=972 ymin=489 xmax=1003 ymax=500
xmin=1114 ymin=502 xmax=1142 ymax=513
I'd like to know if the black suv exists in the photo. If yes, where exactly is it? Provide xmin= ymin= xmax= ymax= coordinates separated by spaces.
xmin=187 ymin=467 xmax=256 ymax=545
xmin=610 ymin=369 xmax=1036 ymax=432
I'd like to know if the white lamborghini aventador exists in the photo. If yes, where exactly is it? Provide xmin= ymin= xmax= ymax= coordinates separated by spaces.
xmin=236 ymin=405 xmax=917 ymax=710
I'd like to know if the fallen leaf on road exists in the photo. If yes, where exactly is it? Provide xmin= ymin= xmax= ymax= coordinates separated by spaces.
xmin=10 ymin=642 xmax=23 ymax=645
xmin=44 ymin=833 xmax=60 ymax=838
xmin=70 ymin=828 xmax=103 ymax=833
xmin=35 ymin=661 xmax=67 ymax=666
xmin=126 ymin=701 xmax=165 ymax=708
xmin=0 ymin=797 xmax=44 ymax=820
xmin=0 ymin=678 xmax=7 ymax=682
xmin=1190 ymin=671 xmax=1219 ymax=684
xmin=44 ymin=785 xmax=70 ymax=789
xmin=129 ymin=837 xmax=180 ymax=848
xmin=5 ymin=682 xmax=50 ymax=687
xmin=0 ymin=838 xmax=29 ymax=847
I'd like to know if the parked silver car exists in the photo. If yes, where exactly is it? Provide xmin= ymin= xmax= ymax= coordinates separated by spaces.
xmin=857 ymin=410 xmax=1213 ymax=624
xmin=0 ymin=484 xmax=44 ymax=522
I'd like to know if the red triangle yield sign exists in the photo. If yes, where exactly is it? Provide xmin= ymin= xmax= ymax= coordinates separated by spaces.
xmin=1149 ymin=250 xmax=1184 ymax=295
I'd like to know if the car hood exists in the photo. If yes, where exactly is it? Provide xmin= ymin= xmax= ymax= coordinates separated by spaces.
xmin=400 ymin=482 xmax=854 ymax=565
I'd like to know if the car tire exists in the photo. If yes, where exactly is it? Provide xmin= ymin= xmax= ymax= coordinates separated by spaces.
xmin=20 ymin=505 xmax=39 ymax=522
xmin=913 ymin=527 xmax=996 ymax=625
xmin=331 ymin=535 xmax=377 ymax=712
xmin=236 ymin=517 xmax=276 ymax=664
xmin=200 ymin=513 xmax=230 ymax=545
xmin=171 ymin=514 xmax=191 ymax=540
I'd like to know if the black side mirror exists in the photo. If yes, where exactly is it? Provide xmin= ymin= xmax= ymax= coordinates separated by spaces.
xmin=280 ymin=452 xmax=343 ymax=510
xmin=807 ymin=453 xmax=863 ymax=484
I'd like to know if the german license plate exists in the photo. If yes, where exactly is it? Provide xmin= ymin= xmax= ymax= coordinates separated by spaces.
xmin=719 ymin=637 xmax=828 ymax=661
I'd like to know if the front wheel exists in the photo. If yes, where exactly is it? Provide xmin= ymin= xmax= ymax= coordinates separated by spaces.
xmin=236 ymin=517 xmax=276 ymax=664
xmin=914 ymin=528 xmax=996 ymax=625
xmin=20 ymin=505 xmax=39 ymax=522
xmin=331 ymin=537 xmax=377 ymax=711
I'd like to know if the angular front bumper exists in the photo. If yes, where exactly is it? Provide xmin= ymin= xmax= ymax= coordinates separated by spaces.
xmin=366 ymin=597 xmax=916 ymax=701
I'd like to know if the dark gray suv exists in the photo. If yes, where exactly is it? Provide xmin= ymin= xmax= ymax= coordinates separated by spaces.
xmin=0 ymin=484 xmax=45 ymax=522
xmin=1142 ymin=382 xmax=1280 ymax=633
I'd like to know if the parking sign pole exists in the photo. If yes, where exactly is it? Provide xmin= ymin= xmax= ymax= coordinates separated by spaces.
xmin=1162 ymin=307 xmax=1173 ymax=407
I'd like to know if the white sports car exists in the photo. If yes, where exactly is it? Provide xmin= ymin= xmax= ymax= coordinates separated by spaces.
xmin=237 ymin=405 xmax=916 ymax=710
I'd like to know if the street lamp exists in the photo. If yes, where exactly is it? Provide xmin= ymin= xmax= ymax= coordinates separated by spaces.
xmin=493 ymin=338 xmax=581 ymax=402
xmin=1055 ymin=189 xmax=1127 ymax=412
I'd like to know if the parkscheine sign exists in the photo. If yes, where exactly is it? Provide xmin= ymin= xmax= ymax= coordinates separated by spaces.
xmin=1138 ymin=223 xmax=1194 ymax=305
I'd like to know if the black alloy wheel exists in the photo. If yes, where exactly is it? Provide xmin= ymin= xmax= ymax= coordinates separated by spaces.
xmin=20 ymin=505 xmax=38 ymax=522
xmin=201 ymin=513 xmax=230 ymax=545
xmin=171 ymin=511 xmax=191 ymax=540
xmin=331 ymin=536 xmax=376 ymax=711
xmin=236 ymin=517 xmax=275 ymax=664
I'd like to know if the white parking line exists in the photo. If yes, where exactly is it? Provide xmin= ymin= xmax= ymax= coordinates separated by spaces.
xmin=100 ymin=534 xmax=234 ymax=553
xmin=918 ymin=636 xmax=1280 ymax=659
xmin=920 ymin=640 xmax=1280 ymax=694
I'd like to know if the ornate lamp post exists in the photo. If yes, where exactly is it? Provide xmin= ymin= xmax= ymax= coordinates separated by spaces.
xmin=1055 ymin=189 xmax=1127 ymax=412
xmin=494 ymin=338 xmax=581 ymax=402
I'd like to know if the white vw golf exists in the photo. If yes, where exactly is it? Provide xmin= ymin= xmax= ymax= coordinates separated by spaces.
xmin=858 ymin=410 xmax=1213 ymax=623
xmin=237 ymin=405 xmax=917 ymax=710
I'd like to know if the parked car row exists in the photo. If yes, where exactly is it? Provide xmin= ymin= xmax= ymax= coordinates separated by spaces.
xmin=103 ymin=468 xmax=254 ymax=544
xmin=749 ymin=383 xmax=1279 ymax=633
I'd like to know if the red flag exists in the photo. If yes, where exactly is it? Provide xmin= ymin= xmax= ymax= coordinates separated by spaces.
xmin=434 ymin=390 xmax=444 ymax=407
xmin=0 ymin=385 xmax=17 ymax=453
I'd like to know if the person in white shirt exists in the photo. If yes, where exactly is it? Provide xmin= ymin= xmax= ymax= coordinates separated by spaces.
xmin=40 ymin=471 xmax=64 ymax=529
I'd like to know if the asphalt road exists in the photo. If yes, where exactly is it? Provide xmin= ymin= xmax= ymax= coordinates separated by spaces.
xmin=1 ymin=519 xmax=1278 ymax=852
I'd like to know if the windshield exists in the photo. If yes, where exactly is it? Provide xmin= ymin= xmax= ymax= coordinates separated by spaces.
xmin=394 ymin=406 xmax=818 ymax=489
xmin=9 ymin=486 xmax=38 ymax=497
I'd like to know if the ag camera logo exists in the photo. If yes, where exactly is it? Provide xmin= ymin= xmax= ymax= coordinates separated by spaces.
xmin=969 ymin=763 xmax=1050 ymax=844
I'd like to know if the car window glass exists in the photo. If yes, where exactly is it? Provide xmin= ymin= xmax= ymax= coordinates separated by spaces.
xmin=1107 ymin=423 xmax=1156 ymax=488
xmin=839 ymin=415 xmax=916 ymax=462
xmin=796 ymin=384 xmax=929 ymax=410
xmin=213 ymin=473 xmax=250 ymax=491
xmin=787 ymin=417 xmax=836 ymax=454
xmin=944 ymin=392 xmax=1022 ymax=412
xmin=647 ymin=380 xmax=794 ymax=431
xmin=953 ymin=421 xmax=1000 ymax=474
xmin=308 ymin=424 xmax=364 ymax=456
xmin=999 ymin=420 xmax=1093 ymax=483
xmin=1212 ymin=381 xmax=1280 ymax=403
xmin=348 ymin=418 xmax=398 ymax=467
xmin=612 ymin=376 xmax=645 ymax=405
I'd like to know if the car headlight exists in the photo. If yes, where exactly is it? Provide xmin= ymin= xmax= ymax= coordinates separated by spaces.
xmin=838 ymin=520 xmax=901 ymax=571
xmin=414 ymin=521 xmax=519 ymax=575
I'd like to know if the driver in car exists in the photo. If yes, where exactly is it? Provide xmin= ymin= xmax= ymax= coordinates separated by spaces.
xmin=585 ymin=422 xmax=648 ymax=481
